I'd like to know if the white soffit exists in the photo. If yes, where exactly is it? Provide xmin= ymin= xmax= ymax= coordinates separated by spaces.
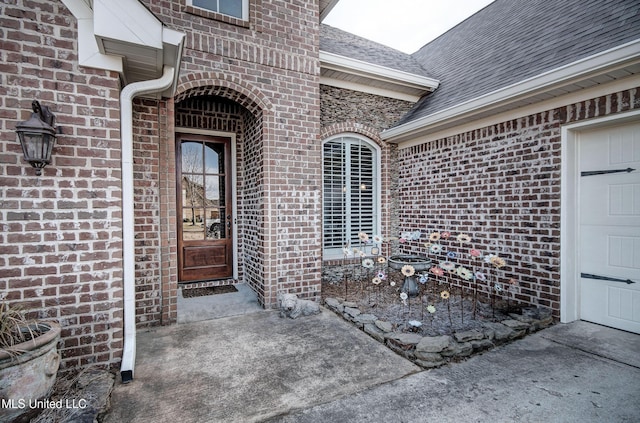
xmin=320 ymin=51 xmax=440 ymax=102
xmin=382 ymin=39 xmax=640 ymax=144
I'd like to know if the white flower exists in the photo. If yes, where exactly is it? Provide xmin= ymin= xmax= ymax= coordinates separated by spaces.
xmin=427 ymin=305 xmax=436 ymax=314
xmin=400 ymin=292 xmax=408 ymax=300
xmin=429 ymin=244 xmax=443 ymax=254
xmin=372 ymin=234 xmax=383 ymax=244
xmin=372 ymin=277 xmax=382 ymax=285
xmin=362 ymin=258 xmax=374 ymax=268
xmin=342 ymin=247 xmax=353 ymax=257
xmin=401 ymin=265 xmax=415 ymax=277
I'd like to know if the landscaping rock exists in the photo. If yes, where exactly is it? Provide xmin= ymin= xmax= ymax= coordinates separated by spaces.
xmin=483 ymin=322 xmax=514 ymax=341
xmin=414 ymin=351 xmax=443 ymax=362
xmin=324 ymin=297 xmax=343 ymax=312
xmin=416 ymin=335 xmax=451 ymax=353
xmin=343 ymin=301 xmax=358 ymax=308
xmin=355 ymin=314 xmax=377 ymax=325
xmin=453 ymin=329 xmax=484 ymax=343
xmin=343 ymin=307 xmax=361 ymax=319
xmin=441 ymin=341 xmax=473 ymax=357
xmin=501 ymin=319 xmax=530 ymax=331
xmin=374 ymin=320 xmax=393 ymax=333
xmin=384 ymin=332 xmax=423 ymax=346
xmin=363 ymin=323 xmax=385 ymax=343
xmin=470 ymin=339 xmax=494 ymax=352
xmin=415 ymin=358 xmax=446 ymax=368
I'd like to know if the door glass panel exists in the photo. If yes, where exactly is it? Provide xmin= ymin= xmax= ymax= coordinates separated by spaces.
xmin=182 ymin=175 xmax=204 ymax=208
xmin=182 ymin=141 xmax=203 ymax=173
xmin=205 ymin=208 xmax=222 ymax=239
xmin=183 ymin=207 xmax=204 ymax=240
xmin=205 ymin=142 xmax=224 ymax=173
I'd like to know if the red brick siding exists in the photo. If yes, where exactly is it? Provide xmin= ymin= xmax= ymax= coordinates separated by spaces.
xmin=396 ymin=87 xmax=640 ymax=317
xmin=0 ymin=1 xmax=124 ymax=371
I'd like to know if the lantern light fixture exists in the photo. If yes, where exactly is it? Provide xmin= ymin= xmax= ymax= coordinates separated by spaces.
xmin=15 ymin=100 xmax=58 ymax=176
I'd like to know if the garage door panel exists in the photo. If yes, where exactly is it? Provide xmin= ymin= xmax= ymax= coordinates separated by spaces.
xmin=579 ymin=120 xmax=640 ymax=334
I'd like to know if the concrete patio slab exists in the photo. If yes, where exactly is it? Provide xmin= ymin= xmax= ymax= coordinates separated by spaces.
xmin=269 ymin=322 xmax=640 ymax=423
xmin=104 ymin=309 xmax=420 ymax=423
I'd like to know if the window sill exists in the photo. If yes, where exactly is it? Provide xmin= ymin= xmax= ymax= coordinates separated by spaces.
xmin=184 ymin=6 xmax=250 ymax=28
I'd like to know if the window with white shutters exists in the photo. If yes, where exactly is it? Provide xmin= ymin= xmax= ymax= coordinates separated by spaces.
xmin=322 ymin=135 xmax=380 ymax=258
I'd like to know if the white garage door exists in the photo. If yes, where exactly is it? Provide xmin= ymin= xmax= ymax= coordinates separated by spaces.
xmin=579 ymin=121 xmax=640 ymax=334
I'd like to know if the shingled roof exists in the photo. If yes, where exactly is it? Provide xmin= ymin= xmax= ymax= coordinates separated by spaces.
xmin=320 ymin=24 xmax=432 ymax=78
xmin=395 ymin=0 xmax=640 ymax=126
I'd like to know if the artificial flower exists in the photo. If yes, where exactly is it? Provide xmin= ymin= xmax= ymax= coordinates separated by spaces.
xmin=401 ymin=264 xmax=416 ymax=277
xmin=400 ymin=292 xmax=408 ymax=300
xmin=457 ymin=233 xmax=471 ymax=243
xmin=494 ymin=283 xmax=503 ymax=292
xmin=399 ymin=238 xmax=406 ymax=244
xmin=377 ymin=256 xmax=387 ymax=264
xmin=470 ymin=249 xmax=482 ymax=258
xmin=358 ymin=251 xmax=367 ymax=258
xmin=441 ymin=231 xmax=451 ymax=240
xmin=474 ymin=271 xmax=487 ymax=281
xmin=372 ymin=277 xmax=382 ymax=285
xmin=427 ymin=305 xmax=436 ymax=314
xmin=423 ymin=242 xmax=432 ymax=249
xmin=440 ymin=261 xmax=456 ymax=272
xmin=484 ymin=254 xmax=496 ymax=264
xmin=377 ymin=271 xmax=387 ymax=280
xmin=362 ymin=258 xmax=374 ymax=268
xmin=429 ymin=243 xmax=443 ymax=254
xmin=372 ymin=234 xmax=383 ymax=244
xmin=508 ymin=278 xmax=518 ymax=285
xmin=430 ymin=266 xmax=444 ymax=276
xmin=456 ymin=266 xmax=473 ymax=280
xmin=429 ymin=232 xmax=441 ymax=242
xmin=440 ymin=290 xmax=450 ymax=300
xmin=447 ymin=251 xmax=458 ymax=259
xmin=419 ymin=274 xmax=429 ymax=284
xmin=358 ymin=232 xmax=369 ymax=242
xmin=408 ymin=320 xmax=422 ymax=328
xmin=342 ymin=247 xmax=353 ymax=257
xmin=490 ymin=255 xmax=506 ymax=268
xmin=390 ymin=281 xmax=396 ymax=287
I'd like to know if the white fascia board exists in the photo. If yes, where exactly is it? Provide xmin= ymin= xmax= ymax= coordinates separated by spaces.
xmin=61 ymin=0 xmax=123 ymax=73
xmin=320 ymin=50 xmax=439 ymax=92
xmin=382 ymin=38 xmax=640 ymax=143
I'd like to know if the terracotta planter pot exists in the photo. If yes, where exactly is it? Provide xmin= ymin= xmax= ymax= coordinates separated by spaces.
xmin=0 ymin=322 xmax=61 ymax=423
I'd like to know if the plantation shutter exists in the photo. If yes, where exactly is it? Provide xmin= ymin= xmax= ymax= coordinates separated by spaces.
xmin=323 ymin=137 xmax=378 ymax=257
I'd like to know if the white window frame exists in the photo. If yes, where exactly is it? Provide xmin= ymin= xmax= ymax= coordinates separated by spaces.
xmin=189 ymin=0 xmax=249 ymax=21
xmin=322 ymin=134 xmax=382 ymax=260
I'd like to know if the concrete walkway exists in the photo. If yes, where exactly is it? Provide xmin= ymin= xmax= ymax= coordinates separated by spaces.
xmin=105 ymin=310 xmax=640 ymax=423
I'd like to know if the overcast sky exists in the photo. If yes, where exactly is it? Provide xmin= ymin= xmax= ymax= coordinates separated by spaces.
xmin=323 ymin=0 xmax=495 ymax=54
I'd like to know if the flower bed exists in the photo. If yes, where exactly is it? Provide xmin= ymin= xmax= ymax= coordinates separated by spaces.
xmin=322 ymin=230 xmax=554 ymax=368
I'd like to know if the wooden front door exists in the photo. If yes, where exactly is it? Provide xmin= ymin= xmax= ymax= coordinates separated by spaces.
xmin=177 ymin=133 xmax=233 ymax=282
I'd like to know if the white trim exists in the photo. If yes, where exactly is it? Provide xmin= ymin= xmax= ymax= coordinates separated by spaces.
xmin=560 ymin=109 xmax=640 ymax=323
xmin=320 ymin=51 xmax=439 ymax=92
xmin=394 ymin=74 xmax=640 ymax=149
xmin=384 ymin=38 xmax=640 ymax=143
xmin=175 ymin=128 xmax=239 ymax=281
xmin=321 ymin=133 xmax=382 ymax=261
xmin=61 ymin=0 xmax=123 ymax=73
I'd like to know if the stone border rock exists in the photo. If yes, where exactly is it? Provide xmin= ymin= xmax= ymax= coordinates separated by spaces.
xmin=324 ymin=297 xmax=554 ymax=369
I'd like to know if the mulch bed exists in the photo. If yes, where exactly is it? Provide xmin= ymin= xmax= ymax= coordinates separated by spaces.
xmin=181 ymin=285 xmax=238 ymax=298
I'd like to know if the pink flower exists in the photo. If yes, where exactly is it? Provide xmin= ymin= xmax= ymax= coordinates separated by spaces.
xmin=430 ymin=266 xmax=444 ymax=276
xmin=470 ymin=249 xmax=482 ymax=257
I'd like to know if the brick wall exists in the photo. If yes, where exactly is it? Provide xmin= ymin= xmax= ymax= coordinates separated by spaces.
xmin=396 ymin=87 xmax=640 ymax=317
xmin=0 ymin=1 xmax=124 ymax=371
xmin=319 ymin=86 xmax=414 ymax=272
xmin=144 ymin=0 xmax=322 ymax=308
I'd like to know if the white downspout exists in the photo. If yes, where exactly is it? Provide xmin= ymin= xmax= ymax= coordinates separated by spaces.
xmin=120 ymin=66 xmax=175 ymax=383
